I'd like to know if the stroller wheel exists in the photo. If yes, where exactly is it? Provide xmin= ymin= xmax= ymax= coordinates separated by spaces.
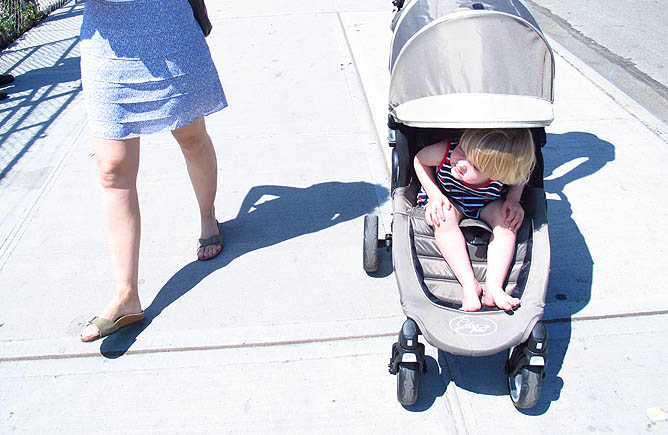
xmin=363 ymin=214 xmax=379 ymax=272
xmin=508 ymin=366 xmax=542 ymax=409
xmin=397 ymin=363 xmax=419 ymax=406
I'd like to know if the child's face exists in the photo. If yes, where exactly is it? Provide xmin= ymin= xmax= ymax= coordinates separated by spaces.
xmin=450 ymin=146 xmax=492 ymax=186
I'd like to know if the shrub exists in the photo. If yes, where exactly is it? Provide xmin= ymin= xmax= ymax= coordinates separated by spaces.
xmin=1 ymin=1 xmax=45 ymax=50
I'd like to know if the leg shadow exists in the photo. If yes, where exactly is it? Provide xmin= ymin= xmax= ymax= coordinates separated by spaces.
xmin=100 ymin=181 xmax=389 ymax=357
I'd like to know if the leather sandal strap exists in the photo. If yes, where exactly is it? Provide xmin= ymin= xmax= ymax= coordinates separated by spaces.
xmin=197 ymin=233 xmax=223 ymax=249
xmin=90 ymin=316 xmax=119 ymax=336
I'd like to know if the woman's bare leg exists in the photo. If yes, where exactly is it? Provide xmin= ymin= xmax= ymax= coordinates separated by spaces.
xmin=171 ymin=118 xmax=221 ymax=260
xmin=81 ymin=136 xmax=143 ymax=340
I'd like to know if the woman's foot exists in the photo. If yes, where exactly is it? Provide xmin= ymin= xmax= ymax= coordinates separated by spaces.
xmin=483 ymin=286 xmax=520 ymax=310
xmin=80 ymin=296 xmax=143 ymax=341
xmin=197 ymin=217 xmax=222 ymax=260
xmin=460 ymin=281 xmax=483 ymax=312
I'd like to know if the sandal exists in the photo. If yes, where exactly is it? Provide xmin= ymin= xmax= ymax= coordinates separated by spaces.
xmin=80 ymin=312 xmax=144 ymax=342
xmin=197 ymin=223 xmax=223 ymax=261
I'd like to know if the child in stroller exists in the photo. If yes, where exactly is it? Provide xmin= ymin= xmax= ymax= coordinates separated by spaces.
xmin=413 ymin=128 xmax=536 ymax=311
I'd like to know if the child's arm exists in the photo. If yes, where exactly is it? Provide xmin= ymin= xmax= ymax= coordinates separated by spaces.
xmin=414 ymin=141 xmax=452 ymax=226
xmin=501 ymin=183 xmax=526 ymax=231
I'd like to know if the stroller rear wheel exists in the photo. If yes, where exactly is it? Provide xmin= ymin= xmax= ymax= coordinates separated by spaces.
xmin=397 ymin=363 xmax=419 ymax=406
xmin=363 ymin=214 xmax=379 ymax=272
xmin=508 ymin=366 xmax=542 ymax=409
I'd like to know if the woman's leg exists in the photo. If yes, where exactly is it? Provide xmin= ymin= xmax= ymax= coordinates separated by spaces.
xmin=171 ymin=117 xmax=221 ymax=260
xmin=480 ymin=201 xmax=521 ymax=310
xmin=81 ymin=137 xmax=143 ymax=340
xmin=432 ymin=207 xmax=482 ymax=311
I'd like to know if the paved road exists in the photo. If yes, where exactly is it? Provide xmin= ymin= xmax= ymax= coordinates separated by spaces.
xmin=527 ymin=0 xmax=668 ymax=125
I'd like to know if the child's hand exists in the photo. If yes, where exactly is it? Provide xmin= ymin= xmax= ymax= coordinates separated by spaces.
xmin=501 ymin=199 xmax=524 ymax=231
xmin=425 ymin=195 xmax=452 ymax=227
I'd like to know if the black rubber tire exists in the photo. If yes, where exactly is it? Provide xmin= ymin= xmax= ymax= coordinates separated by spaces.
xmin=508 ymin=366 xmax=542 ymax=409
xmin=363 ymin=214 xmax=379 ymax=273
xmin=397 ymin=364 xmax=419 ymax=406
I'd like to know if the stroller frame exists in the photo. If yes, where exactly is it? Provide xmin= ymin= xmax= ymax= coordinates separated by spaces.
xmin=363 ymin=0 xmax=555 ymax=408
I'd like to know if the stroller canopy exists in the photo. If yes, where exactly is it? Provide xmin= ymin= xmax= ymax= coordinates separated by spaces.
xmin=389 ymin=0 xmax=554 ymax=128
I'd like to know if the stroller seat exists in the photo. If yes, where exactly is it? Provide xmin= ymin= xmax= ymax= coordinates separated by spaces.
xmin=410 ymin=207 xmax=532 ymax=310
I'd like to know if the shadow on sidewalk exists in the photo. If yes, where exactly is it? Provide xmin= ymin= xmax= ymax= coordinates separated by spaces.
xmin=0 ymin=1 xmax=83 ymax=180
xmin=531 ymin=131 xmax=615 ymax=414
xmin=418 ymin=132 xmax=615 ymax=413
xmin=99 ymin=180 xmax=390 ymax=358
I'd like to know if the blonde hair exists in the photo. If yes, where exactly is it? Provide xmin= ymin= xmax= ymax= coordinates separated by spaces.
xmin=458 ymin=128 xmax=536 ymax=185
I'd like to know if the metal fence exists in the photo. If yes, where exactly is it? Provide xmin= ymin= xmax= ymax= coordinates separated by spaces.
xmin=1 ymin=0 xmax=69 ymax=48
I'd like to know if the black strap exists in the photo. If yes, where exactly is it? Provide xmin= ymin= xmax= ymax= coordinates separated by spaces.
xmin=188 ymin=0 xmax=212 ymax=37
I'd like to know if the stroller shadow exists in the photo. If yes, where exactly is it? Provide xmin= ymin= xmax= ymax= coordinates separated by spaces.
xmin=433 ymin=132 xmax=614 ymax=413
xmin=99 ymin=181 xmax=390 ymax=357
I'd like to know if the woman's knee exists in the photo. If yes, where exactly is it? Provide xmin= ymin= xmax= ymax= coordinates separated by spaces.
xmin=94 ymin=138 xmax=139 ymax=189
xmin=97 ymin=157 xmax=137 ymax=189
xmin=172 ymin=119 xmax=211 ymax=155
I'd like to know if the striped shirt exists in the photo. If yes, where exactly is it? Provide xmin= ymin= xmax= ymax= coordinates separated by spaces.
xmin=417 ymin=139 xmax=507 ymax=219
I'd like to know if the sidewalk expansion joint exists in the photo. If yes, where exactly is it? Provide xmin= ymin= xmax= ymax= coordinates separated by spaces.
xmin=0 ymin=331 xmax=397 ymax=363
xmin=544 ymin=308 xmax=668 ymax=324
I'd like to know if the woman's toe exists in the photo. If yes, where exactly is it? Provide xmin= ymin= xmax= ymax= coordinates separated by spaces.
xmin=198 ymin=244 xmax=221 ymax=260
xmin=80 ymin=324 xmax=99 ymax=339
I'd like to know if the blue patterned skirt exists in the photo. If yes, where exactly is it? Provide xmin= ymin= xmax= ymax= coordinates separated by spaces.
xmin=80 ymin=0 xmax=227 ymax=139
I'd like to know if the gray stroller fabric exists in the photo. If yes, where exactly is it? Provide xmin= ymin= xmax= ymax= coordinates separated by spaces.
xmin=388 ymin=0 xmax=554 ymax=128
xmin=410 ymin=207 xmax=532 ymax=309
xmin=390 ymin=0 xmax=543 ymax=70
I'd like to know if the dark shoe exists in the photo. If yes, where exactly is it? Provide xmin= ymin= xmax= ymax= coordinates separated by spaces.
xmin=0 ymin=91 xmax=7 ymax=101
xmin=197 ymin=222 xmax=223 ymax=261
xmin=0 ymin=74 xmax=14 ymax=86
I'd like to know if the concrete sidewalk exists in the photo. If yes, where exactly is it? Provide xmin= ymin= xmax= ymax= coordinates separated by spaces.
xmin=1 ymin=1 xmax=668 ymax=433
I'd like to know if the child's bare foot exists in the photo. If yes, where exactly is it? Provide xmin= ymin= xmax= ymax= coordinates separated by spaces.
xmin=460 ymin=281 xmax=483 ymax=311
xmin=483 ymin=286 xmax=520 ymax=310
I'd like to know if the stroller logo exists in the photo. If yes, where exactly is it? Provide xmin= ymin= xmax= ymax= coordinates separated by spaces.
xmin=449 ymin=316 xmax=498 ymax=336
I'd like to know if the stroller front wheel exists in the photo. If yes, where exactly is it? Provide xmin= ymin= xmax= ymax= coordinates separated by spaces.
xmin=508 ymin=366 xmax=542 ymax=409
xmin=397 ymin=363 xmax=419 ymax=406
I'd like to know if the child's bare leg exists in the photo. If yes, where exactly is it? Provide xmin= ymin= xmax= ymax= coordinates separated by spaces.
xmin=432 ymin=208 xmax=482 ymax=311
xmin=480 ymin=202 xmax=521 ymax=310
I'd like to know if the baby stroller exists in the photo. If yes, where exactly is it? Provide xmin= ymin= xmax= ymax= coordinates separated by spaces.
xmin=363 ymin=0 xmax=554 ymax=408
